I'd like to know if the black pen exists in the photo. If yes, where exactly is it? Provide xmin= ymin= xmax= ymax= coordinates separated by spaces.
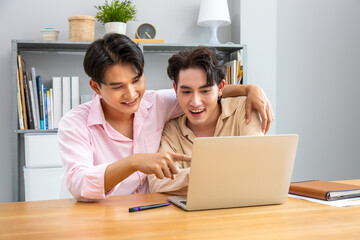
xmin=129 ymin=203 xmax=171 ymax=212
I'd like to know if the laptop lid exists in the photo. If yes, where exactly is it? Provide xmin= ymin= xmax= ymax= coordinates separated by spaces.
xmin=171 ymin=135 xmax=298 ymax=211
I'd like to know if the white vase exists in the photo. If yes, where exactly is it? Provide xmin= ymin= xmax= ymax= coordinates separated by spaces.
xmin=105 ymin=22 xmax=127 ymax=34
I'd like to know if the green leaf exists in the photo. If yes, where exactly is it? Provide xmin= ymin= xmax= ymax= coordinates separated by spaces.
xmin=94 ymin=0 xmax=137 ymax=24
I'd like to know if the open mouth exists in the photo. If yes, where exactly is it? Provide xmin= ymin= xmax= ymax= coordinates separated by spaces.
xmin=122 ymin=98 xmax=138 ymax=106
xmin=189 ymin=108 xmax=205 ymax=117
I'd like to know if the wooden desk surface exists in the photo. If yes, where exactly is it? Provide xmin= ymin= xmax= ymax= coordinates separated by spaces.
xmin=1 ymin=180 xmax=360 ymax=240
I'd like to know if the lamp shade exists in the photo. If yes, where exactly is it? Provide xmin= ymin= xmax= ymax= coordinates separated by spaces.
xmin=197 ymin=0 xmax=231 ymax=27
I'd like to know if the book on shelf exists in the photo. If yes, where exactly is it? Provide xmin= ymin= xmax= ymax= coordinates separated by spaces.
xmin=16 ymin=56 xmax=81 ymax=130
xmin=36 ymin=76 xmax=44 ymax=129
xmin=225 ymin=60 xmax=237 ymax=85
xmin=46 ymin=90 xmax=52 ymax=129
xmin=17 ymin=54 xmax=28 ymax=129
xmin=230 ymin=50 xmax=244 ymax=84
xmin=16 ymin=68 xmax=24 ymax=130
xmin=28 ymin=78 xmax=40 ymax=130
xmin=71 ymin=76 xmax=80 ymax=108
xmin=42 ymin=84 xmax=48 ymax=129
xmin=23 ymin=72 xmax=35 ymax=129
xmin=50 ymin=89 xmax=54 ymax=130
xmin=62 ymin=77 xmax=71 ymax=115
xmin=289 ymin=180 xmax=360 ymax=201
xmin=52 ymin=77 xmax=62 ymax=129
xmin=225 ymin=65 xmax=230 ymax=85
xmin=31 ymin=67 xmax=41 ymax=128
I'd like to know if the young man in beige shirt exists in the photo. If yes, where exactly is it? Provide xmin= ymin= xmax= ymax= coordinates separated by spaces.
xmin=148 ymin=47 xmax=265 ymax=195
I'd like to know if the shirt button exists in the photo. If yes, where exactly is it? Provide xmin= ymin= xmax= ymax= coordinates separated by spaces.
xmin=136 ymin=189 xmax=139 ymax=193
xmin=142 ymin=178 xmax=145 ymax=183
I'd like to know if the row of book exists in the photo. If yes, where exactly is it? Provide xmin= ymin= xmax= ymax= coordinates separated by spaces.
xmin=17 ymin=55 xmax=80 ymax=130
xmin=224 ymin=50 xmax=243 ymax=85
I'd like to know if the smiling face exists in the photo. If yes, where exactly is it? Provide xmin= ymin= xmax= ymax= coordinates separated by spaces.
xmin=90 ymin=63 xmax=146 ymax=120
xmin=174 ymin=67 xmax=225 ymax=131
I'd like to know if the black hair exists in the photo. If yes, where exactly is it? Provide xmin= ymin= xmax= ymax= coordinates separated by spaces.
xmin=167 ymin=46 xmax=226 ymax=87
xmin=83 ymin=33 xmax=144 ymax=86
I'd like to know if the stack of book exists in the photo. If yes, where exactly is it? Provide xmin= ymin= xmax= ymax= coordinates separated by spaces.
xmin=224 ymin=50 xmax=243 ymax=85
xmin=17 ymin=54 xmax=80 ymax=130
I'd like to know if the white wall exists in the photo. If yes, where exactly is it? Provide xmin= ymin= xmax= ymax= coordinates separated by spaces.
xmin=5 ymin=0 xmax=357 ymax=202
xmin=238 ymin=0 xmax=360 ymax=182
xmin=240 ymin=0 xmax=277 ymax=134
xmin=230 ymin=0 xmax=241 ymax=44
xmin=277 ymin=0 xmax=360 ymax=181
xmin=0 ymin=0 xmax=234 ymax=202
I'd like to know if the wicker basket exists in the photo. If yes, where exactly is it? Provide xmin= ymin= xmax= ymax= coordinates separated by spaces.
xmin=68 ymin=15 xmax=95 ymax=41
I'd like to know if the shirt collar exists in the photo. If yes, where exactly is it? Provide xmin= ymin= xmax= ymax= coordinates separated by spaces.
xmin=87 ymin=93 xmax=154 ymax=126
xmin=177 ymin=98 xmax=238 ymax=139
xmin=219 ymin=98 xmax=237 ymax=120
xmin=87 ymin=94 xmax=106 ymax=127
xmin=178 ymin=114 xmax=193 ymax=138
xmin=86 ymin=92 xmax=154 ymax=141
xmin=136 ymin=93 xmax=153 ymax=119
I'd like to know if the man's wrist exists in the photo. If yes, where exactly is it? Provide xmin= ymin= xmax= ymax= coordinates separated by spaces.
xmin=244 ymin=85 xmax=249 ymax=96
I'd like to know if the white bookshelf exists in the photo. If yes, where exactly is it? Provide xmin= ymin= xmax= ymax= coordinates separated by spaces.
xmin=11 ymin=40 xmax=245 ymax=201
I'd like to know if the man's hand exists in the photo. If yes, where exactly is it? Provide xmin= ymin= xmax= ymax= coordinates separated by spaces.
xmin=105 ymin=152 xmax=191 ymax=192
xmin=131 ymin=152 xmax=191 ymax=180
xmin=245 ymin=85 xmax=274 ymax=134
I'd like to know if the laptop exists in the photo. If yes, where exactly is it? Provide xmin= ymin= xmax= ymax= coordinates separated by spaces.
xmin=168 ymin=135 xmax=299 ymax=211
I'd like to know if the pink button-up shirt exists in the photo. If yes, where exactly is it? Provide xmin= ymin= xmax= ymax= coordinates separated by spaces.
xmin=58 ymin=89 xmax=182 ymax=201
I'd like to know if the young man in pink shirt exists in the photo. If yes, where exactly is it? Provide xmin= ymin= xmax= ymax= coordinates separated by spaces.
xmin=58 ymin=33 xmax=273 ymax=201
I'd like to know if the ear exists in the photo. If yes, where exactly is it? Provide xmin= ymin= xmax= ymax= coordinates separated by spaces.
xmin=172 ymin=82 xmax=178 ymax=98
xmin=89 ymin=80 xmax=101 ymax=95
xmin=218 ymin=80 xmax=226 ymax=96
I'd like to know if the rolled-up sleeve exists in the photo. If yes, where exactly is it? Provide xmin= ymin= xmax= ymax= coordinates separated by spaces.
xmin=58 ymin=116 xmax=117 ymax=201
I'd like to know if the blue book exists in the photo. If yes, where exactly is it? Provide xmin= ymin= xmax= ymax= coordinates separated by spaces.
xmin=42 ymin=84 xmax=48 ymax=129
xmin=36 ymin=76 xmax=44 ymax=129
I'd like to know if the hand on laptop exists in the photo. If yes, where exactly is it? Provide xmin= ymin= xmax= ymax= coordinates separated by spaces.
xmin=131 ymin=152 xmax=191 ymax=180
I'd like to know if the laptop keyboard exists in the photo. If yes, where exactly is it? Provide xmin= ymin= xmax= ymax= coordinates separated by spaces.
xmin=180 ymin=200 xmax=187 ymax=205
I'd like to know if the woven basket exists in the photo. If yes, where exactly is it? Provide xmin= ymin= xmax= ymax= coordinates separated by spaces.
xmin=68 ymin=15 xmax=95 ymax=41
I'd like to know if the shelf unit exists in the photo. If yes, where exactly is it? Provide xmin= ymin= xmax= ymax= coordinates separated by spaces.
xmin=11 ymin=40 xmax=246 ymax=201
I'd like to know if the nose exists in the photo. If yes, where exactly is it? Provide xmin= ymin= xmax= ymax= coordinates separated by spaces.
xmin=124 ymin=85 xmax=136 ymax=100
xmin=190 ymin=92 xmax=202 ymax=107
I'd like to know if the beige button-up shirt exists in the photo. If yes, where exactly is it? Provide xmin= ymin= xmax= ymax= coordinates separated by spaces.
xmin=148 ymin=96 xmax=263 ymax=195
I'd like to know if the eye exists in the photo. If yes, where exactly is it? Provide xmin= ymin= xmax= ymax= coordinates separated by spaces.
xmin=112 ymin=85 xmax=123 ymax=90
xmin=201 ymin=88 xmax=212 ymax=93
xmin=133 ymin=78 xmax=140 ymax=84
xmin=182 ymin=90 xmax=191 ymax=94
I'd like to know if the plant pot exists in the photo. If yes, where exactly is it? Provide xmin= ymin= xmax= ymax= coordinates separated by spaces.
xmin=105 ymin=22 xmax=127 ymax=34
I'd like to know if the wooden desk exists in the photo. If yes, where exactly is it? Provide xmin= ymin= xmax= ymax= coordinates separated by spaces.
xmin=1 ymin=180 xmax=360 ymax=239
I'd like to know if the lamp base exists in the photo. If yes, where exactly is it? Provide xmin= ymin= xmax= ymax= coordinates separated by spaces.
xmin=207 ymin=24 xmax=221 ymax=44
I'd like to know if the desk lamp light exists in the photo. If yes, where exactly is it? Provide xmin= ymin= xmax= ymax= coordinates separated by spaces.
xmin=197 ymin=0 xmax=231 ymax=44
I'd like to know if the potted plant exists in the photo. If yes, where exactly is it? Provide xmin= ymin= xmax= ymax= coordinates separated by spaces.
xmin=95 ymin=0 xmax=137 ymax=35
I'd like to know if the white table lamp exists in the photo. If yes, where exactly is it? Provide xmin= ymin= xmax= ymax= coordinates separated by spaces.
xmin=197 ymin=0 xmax=231 ymax=44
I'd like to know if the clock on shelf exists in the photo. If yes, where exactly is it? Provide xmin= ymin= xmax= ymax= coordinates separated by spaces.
xmin=136 ymin=23 xmax=156 ymax=39
xmin=132 ymin=23 xmax=164 ymax=43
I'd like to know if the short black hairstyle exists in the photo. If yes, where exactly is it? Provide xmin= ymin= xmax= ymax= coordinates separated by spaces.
xmin=83 ymin=33 xmax=144 ymax=86
xmin=167 ymin=46 xmax=226 ymax=86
